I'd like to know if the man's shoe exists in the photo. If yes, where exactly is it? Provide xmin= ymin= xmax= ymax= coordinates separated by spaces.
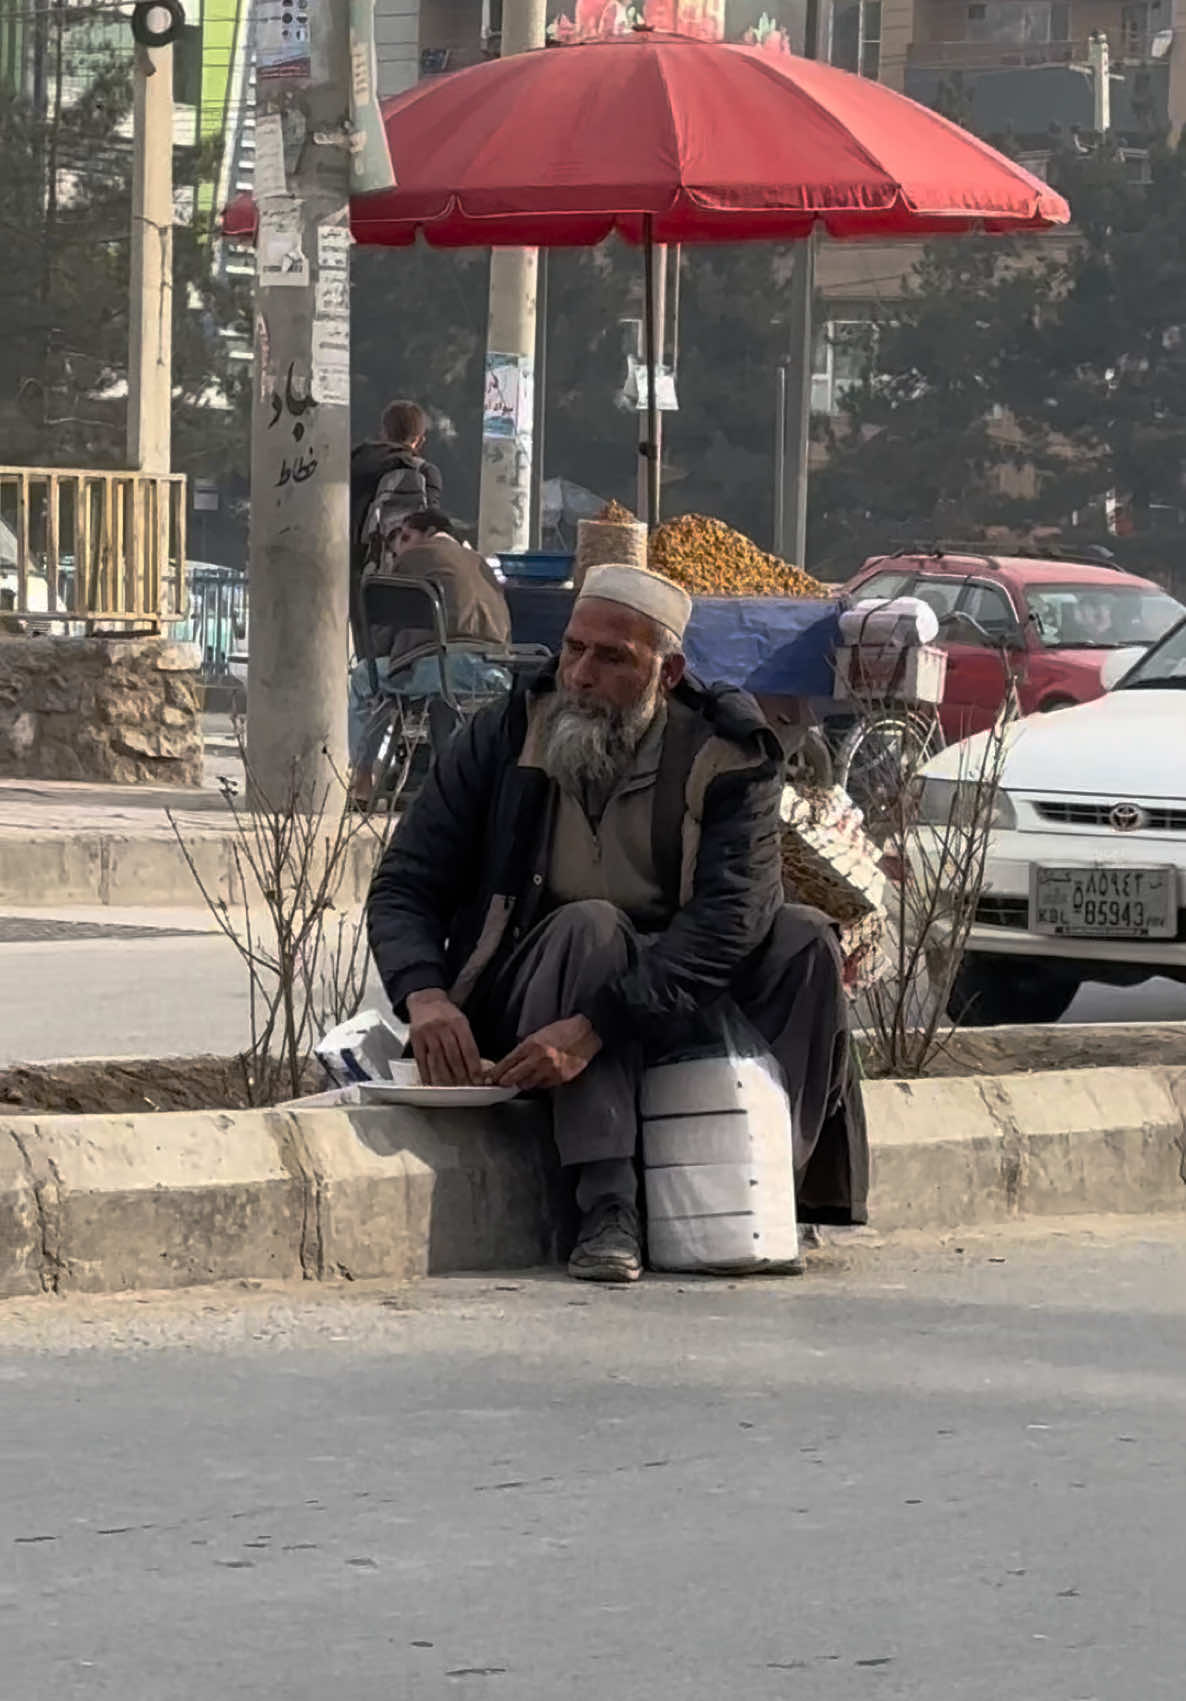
xmin=568 ymin=1199 xmax=643 ymax=1284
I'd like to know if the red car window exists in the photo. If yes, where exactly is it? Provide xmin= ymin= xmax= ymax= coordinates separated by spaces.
xmin=909 ymin=578 xmax=964 ymax=619
xmin=853 ymin=569 xmax=915 ymax=600
xmin=960 ymin=581 xmax=1020 ymax=640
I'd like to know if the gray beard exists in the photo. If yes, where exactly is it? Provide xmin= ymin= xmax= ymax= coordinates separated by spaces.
xmin=538 ymin=682 xmax=660 ymax=800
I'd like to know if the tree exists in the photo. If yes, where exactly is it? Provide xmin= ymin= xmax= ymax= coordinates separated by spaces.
xmin=808 ymin=136 xmax=1186 ymax=581
xmin=807 ymin=235 xmax=1043 ymax=568
xmin=0 ymin=42 xmax=250 ymax=483
xmin=1006 ymin=141 xmax=1186 ymax=541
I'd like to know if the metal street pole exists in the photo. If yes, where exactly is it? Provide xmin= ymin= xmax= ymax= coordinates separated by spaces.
xmin=773 ymin=363 xmax=787 ymax=552
xmin=778 ymin=0 xmax=829 ymax=566
xmin=637 ymin=235 xmax=667 ymax=526
xmin=477 ymin=0 xmax=547 ymax=554
xmin=529 ymin=247 xmax=549 ymax=548
xmin=246 ymin=0 xmax=352 ymax=804
xmin=127 ymin=37 xmax=174 ymax=473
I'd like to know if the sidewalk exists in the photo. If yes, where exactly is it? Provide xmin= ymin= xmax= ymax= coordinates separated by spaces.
xmin=0 ymin=718 xmax=378 ymax=908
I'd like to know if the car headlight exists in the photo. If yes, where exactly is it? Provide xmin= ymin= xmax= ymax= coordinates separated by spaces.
xmin=916 ymin=778 xmax=1017 ymax=831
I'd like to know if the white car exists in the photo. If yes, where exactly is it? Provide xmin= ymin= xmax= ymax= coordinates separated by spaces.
xmin=914 ymin=617 xmax=1186 ymax=1024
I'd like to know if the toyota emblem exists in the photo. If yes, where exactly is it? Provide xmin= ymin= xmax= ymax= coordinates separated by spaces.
xmin=1108 ymin=802 xmax=1144 ymax=833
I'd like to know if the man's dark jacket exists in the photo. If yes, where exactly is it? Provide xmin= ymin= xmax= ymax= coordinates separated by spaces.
xmin=367 ymin=664 xmax=786 ymax=1050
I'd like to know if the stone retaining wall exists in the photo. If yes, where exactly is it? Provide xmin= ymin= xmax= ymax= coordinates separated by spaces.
xmin=0 ymin=636 xmax=202 ymax=785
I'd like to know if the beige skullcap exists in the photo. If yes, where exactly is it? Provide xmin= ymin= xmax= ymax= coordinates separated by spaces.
xmin=577 ymin=563 xmax=692 ymax=642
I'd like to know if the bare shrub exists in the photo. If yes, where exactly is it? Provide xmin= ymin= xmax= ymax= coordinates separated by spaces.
xmin=837 ymin=644 xmax=1018 ymax=1077
xmin=167 ymin=729 xmax=397 ymax=1105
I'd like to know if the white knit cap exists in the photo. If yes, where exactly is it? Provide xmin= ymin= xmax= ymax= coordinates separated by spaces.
xmin=577 ymin=563 xmax=692 ymax=642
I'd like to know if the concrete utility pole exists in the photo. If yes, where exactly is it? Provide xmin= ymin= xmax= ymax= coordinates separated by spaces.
xmin=246 ymin=0 xmax=352 ymax=804
xmin=476 ymin=0 xmax=547 ymax=555
xmin=777 ymin=0 xmax=830 ymax=566
xmin=127 ymin=38 xmax=174 ymax=473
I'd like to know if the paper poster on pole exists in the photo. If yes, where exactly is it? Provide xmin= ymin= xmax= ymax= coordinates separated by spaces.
xmin=253 ymin=113 xmax=288 ymax=200
xmin=483 ymin=352 xmax=534 ymax=441
xmin=256 ymin=0 xmax=311 ymax=81
xmin=315 ymin=277 xmax=349 ymax=319
xmin=312 ymin=319 xmax=350 ymax=407
xmin=625 ymin=355 xmax=678 ymax=412
xmin=256 ymin=313 xmax=272 ymax=402
xmin=318 ymin=223 xmax=352 ymax=273
xmin=258 ymin=207 xmax=309 ymax=288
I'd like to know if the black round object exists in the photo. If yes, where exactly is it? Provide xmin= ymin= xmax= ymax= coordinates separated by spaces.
xmin=131 ymin=0 xmax=185 ymax=48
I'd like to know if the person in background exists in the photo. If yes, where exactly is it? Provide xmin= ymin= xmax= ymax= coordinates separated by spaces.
xmin=1075 ymin=595 xmax=1117 ymax=645
xmin=349 ymin=509 xmax=512 ymax=805
xmin=349 ymin=400 xmax=443 ymax=653
xmin=366 ymin=562 xmax=867 ymax=1284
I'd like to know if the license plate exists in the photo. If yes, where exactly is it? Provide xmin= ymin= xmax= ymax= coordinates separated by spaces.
xmin=1031 ymin=865 xmax=1177 ymax=939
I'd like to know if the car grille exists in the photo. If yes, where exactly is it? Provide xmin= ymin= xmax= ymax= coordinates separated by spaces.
xmin=975 ymin=898 xmax=1186 ymax=941
xmin=1034 ymin=800 xmax=1186 ymax=833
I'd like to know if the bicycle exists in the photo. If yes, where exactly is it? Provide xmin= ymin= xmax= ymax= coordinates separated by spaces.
xmin=828 ymin=610 xmax=1015 ymax=839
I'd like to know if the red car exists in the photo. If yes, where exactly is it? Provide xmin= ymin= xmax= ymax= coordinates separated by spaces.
xmin=843 ymin=549 xmax=1185 ymax=740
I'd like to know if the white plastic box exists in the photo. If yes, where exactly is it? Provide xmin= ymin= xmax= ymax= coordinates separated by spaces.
xmin=641 ymin=1056 xmax=799 ymax=1274
xmin=833 ymin=642 xmax=947 ymax=705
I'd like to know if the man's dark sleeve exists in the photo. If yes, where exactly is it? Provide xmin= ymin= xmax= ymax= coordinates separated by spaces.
xmin=366 ymin=701 xmax=502 ymax=1015
xmin=584 ymin=757 xmax=784 ymax=1048
xmin=423 ymin=459 xmax=444 ymax=510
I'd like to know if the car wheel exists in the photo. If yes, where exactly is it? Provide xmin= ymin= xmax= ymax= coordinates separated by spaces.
xmin=947 ymin=956 xmax=1079 ymax=1026
xmin=1039 ymin=696 xmax=1077 ymax=713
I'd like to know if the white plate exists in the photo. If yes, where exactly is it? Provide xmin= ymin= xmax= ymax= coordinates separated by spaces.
xmin=355 ymin=1062 xmax=519 ymax=1109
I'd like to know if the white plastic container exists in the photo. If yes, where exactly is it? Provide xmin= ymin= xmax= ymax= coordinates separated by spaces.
xmin=641 ymin=1055 xmax=799 ymax=1274
xmin=833 ymin=641 xmax=947 ymax=704
xmin=839 ymin=595 xmax=940 ymax=646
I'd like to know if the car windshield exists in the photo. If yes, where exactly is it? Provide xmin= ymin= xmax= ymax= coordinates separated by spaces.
xmin=1024 ymin=583 xmax=1183 ymax=649
xmin=1115 ymin=617 xmax=1186 ymax=690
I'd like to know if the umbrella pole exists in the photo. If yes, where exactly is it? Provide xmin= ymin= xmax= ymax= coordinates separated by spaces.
xmin=530 ymin=247 xmax=549 ymax=549
xmin=643 ymin=215 xmax=660 ymax=530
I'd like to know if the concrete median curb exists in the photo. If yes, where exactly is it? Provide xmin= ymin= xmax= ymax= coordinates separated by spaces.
xmin=0 ymin=830 xmax=377 ymax=909
xmin=0 ymin=1066 xmax=1183 ymax=1297
xmin=863 ymin=1066 xmax=1186 ymax=1230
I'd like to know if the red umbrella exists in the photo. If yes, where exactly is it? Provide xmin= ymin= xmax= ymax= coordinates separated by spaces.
xmin=226 ymin=33 xmax=1067 ymax=245
xmin=224 ymin=32 xmax=1069 ymax=518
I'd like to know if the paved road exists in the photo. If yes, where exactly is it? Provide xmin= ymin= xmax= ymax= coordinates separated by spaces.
xmin=0 ymin=905 xmax=1182 ymax=1065
xmin=0 ymin=907 xmax=395 ymax=1066
xmin=1 ymin=1217 xmax=1185 ymax=1699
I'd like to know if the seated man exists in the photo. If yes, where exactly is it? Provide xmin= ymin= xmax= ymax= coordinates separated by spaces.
xmin=367 ymin=563 xmax=867 ymax=1283
xmin=349 ymin=508 xmax=512 ymax=803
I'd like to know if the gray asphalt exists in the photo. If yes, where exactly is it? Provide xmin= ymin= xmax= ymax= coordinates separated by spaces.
xmin=2 ymin=905 xmax=1185 ymax=1065
xmin=1 ymin=1216 xmax=1185 ymax=1699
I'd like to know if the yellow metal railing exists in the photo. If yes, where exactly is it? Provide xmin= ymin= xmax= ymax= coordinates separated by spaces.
xmin=0 ymin=467 xmax=188 ymax=628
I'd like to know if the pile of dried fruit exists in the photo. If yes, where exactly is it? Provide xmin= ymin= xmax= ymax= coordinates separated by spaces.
xmin=597 ymin=499 xmax=637 ymax=524
xmin=648 ymin=513 xmax=828 ymax=598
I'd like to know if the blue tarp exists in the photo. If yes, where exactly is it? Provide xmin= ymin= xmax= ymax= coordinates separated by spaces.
xmin=684 ymin=597 xmax=841 ymax=699
xmin=505 ymin=586 xmax=840 ymax=698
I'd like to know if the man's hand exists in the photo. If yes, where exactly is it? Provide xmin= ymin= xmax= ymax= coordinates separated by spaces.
xmin=491 ymin=1016 xmax=602 ymax=1092
xmin=406 ymin=989 xmax=485 ymax=1087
